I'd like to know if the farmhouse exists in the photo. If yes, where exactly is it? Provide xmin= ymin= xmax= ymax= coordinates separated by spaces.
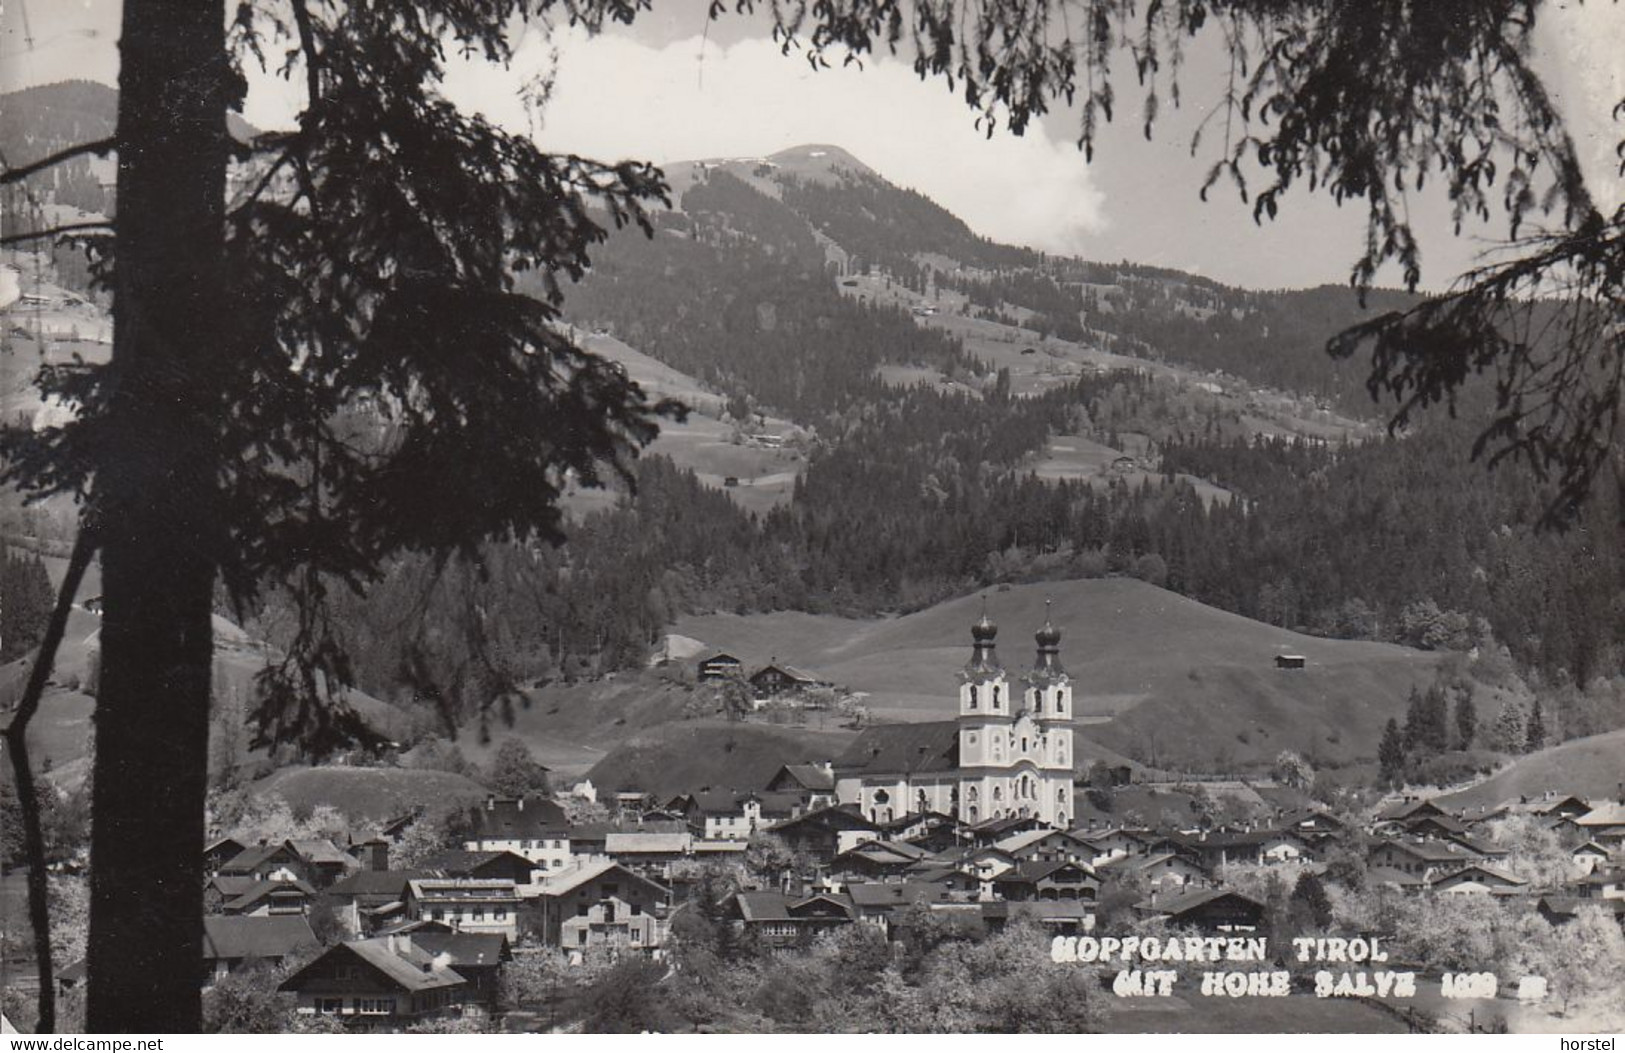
xmin=404 ymin=879 xmax=520 ymax=939
xmin=1135 ymin=888 xmax=1266 ymax=933
xmin=533 ymin=861 xmax=672 ymax=958
xmin=201 ymin=915 xmax=317 ymax=984
xmin=279 ymin=933 xmax=471 ymax=1023
xmin=461 ymin=795 xmax=569 ymax=859
xmin=696 ymin=651 xmax=744 ymax=682
xmin=721 ymin=890 xmax=856 ymax=947
xmin=749 ymin=661 xmax=827 ymax=699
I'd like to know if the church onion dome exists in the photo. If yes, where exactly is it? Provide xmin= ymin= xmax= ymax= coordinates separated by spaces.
xmin=965 ymin=606 xmax=1002 ymax=676
xmin=1032 ymin=603 xmax=1065 ymax=677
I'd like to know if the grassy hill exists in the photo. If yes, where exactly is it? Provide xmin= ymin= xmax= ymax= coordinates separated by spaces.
xmin=250 ymin=766 xmax=490 ymax=822
xmin=1435 ymin=728 xmax=1625 ymax=810
xmin=453 ymin=671 xmax=707 ymax=779
xmin=676 ymin=577 xmax=1443 ymax=772
xmin=558 ymin=332 xmax=806 ymax=518
xmin=583 ymin=719 xmax=858 ymax=799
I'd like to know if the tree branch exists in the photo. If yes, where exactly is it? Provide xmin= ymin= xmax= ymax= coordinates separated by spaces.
xmin=0 ymin=138 xmax=118 ymax=187
xmin=2 ymin=529 xmax=98 ymax=1035
xmin=0 ymin=222 xmax=115 ymax=248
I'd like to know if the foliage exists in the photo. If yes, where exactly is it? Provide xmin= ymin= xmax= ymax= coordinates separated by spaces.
xmin=1378 ymin=718 xmax=1405 ymax=787
xmin=578 ymin=957 xmax=677 ymax=1033
xmin=0 ymin=543 xmax=54 ymax=662
xmin=1272 ymin=749 xmax=1313 ymax=791
xmin=485 ymin=737 xmax=551 ymax=798
xmin=1490 ymin=701 xmax=1528 ymax=754
xmin=201 ymin=961 xmax=297 ymax=1034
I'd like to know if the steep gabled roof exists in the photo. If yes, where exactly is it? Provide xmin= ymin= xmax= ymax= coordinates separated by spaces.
xmin=1135 ymin=887 xmax=1264 ymax=917
xmin=223 ymin=878 xmax=317 ymax=913
xmin=409 ymin=931 xmax=511 ymax=968
xmin=845 ymin=881 xmax=953 ymax=909
xmin=202 ymin=915 xmax=317 ymax=962
xmin=834 ymin=721 xmax=959 ymax=777
xmin=536 ymin=860 xmax=669 ymax=900
xmin=769 ymin=764 xmax=836 ymax=793
xmin=326 ymin=869 xmax=424 ymax=898
xmin=466 ymin=796 xmax=569 ymax=840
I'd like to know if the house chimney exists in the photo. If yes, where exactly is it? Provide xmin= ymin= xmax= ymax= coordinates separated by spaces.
xmin=518 ymin=797 xmax=525 ymax=812
xmin=432 ymin=951 xmax=453 ymax=972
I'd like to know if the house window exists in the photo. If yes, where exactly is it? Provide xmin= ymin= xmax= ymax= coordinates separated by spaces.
xmin=358 ymin=998 xmax=390 ymax=1015
xmin=578 ymin=904 xmax=590 ymax=917
xmin=578 ymin=931 xmax=589 ymax=946
xmin=630 ymin=902 xmax=642 ymax=916
xmin=317 ymin=998 xmax=344 ymax=1015
xmin=494 ymin=908 xmax=507 ymax=920
xmin=334 ymin=964 xmax=360 ymax=981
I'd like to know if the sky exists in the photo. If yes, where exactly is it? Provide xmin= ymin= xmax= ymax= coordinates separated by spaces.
xmin=3 ymin=0 xmax=1622 ymax=290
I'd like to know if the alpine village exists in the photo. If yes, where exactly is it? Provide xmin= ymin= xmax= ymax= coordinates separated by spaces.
xmin=3 ymin=80 xmax=1625 ymax=1035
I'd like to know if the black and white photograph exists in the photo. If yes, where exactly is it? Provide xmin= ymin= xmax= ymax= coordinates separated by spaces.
xmin=0 ymin=0 xmax=1622 ymax=1037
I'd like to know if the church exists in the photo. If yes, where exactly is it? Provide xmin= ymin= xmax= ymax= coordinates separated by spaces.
xmin=832 ymin=608 xmax=1076 ymax=829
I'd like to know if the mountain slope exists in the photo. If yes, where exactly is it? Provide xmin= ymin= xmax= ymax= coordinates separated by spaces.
xmin=676 ymin=577 xmax=1443 ymax=771
xmin=1435 ymin=729 xmax=1625 ymax=810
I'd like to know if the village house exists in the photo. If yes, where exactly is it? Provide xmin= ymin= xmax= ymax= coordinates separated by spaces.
xmin=1135 ymin=887 xmax=1267 ymax=933
xmin=766 ymin=804 xmax=883 ymax=859
xmin=1123 ymin=851 xmax=1210 ymax=890
xmin=200 ymin=915 xmax=318 ymax=985
xmin=418 ymin=849 xmax=540 ymax=887
xmin=695 ymin=650 xmax=744 ymax=682
xmin=1367 ymin=838 xmax=1471 ymax=882
xmin=219 ymin=841 xmax=312 ymax=885
xmin=981 ymin=899 xmax=1095 ymax=935
xmin=279 ymin=933 xmax=472 ymax=1023
xmin=461 ymin=795 xmax=570 ymax=860
xmin=532 ymin=861 xmax=671 ymax=959
xmin=763 ymin=762 xmax=838 ymax=811
xmin=748 ymin=661 xmax=827 ymax=700
xmin=990 ymin=860 xmax=1099 ymax=904
xmin=404 ymin=879 xmax=521 ymax=940
xmin=721 ymin=890 xmax=856 ymax=947
xmin=1572 ymin=841 xmax=1614 ymax=874
xmin=847 ymin=881 xmax=955 ymax=933
xmin=221 ymin=877 xmax=318 ymax=917
xmin=828 ymin=840 xmax=932 ymax=884
xmin=602 ymin=831 xmax=693 ymax=882
xmin=1431 ymin=864 xmax=1529 ymax=896
xmin=325 ymin=870 xmax=422 ymax=936
xmin=406 ymin=931 xmax=512 ymax=1009
xmin=994 ymin=828 xmax=1096 ymax=865
xmin=1071 ymin=826 xmax=1149 ymax=865
xmin=880 ymin=811 xmax=964 ymax=852
xmin=204 ymin=837 xmax=247 ymax=875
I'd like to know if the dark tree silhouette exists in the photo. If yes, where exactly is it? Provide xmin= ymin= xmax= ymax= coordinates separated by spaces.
xmin=3 ymin=0 xmax=679 ymax=1031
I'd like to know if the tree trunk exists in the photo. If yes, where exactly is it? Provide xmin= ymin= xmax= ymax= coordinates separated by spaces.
xmin=87 ymin=0 xmax=227 ymax=1032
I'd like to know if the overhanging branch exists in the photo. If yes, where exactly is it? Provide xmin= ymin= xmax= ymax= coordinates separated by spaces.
xmin=0 ymin=138 xmax=118 ymax=187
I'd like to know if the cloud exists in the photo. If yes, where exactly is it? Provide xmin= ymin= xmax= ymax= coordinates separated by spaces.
xmin=440 ymin=29 xmax=1108 ymax=254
